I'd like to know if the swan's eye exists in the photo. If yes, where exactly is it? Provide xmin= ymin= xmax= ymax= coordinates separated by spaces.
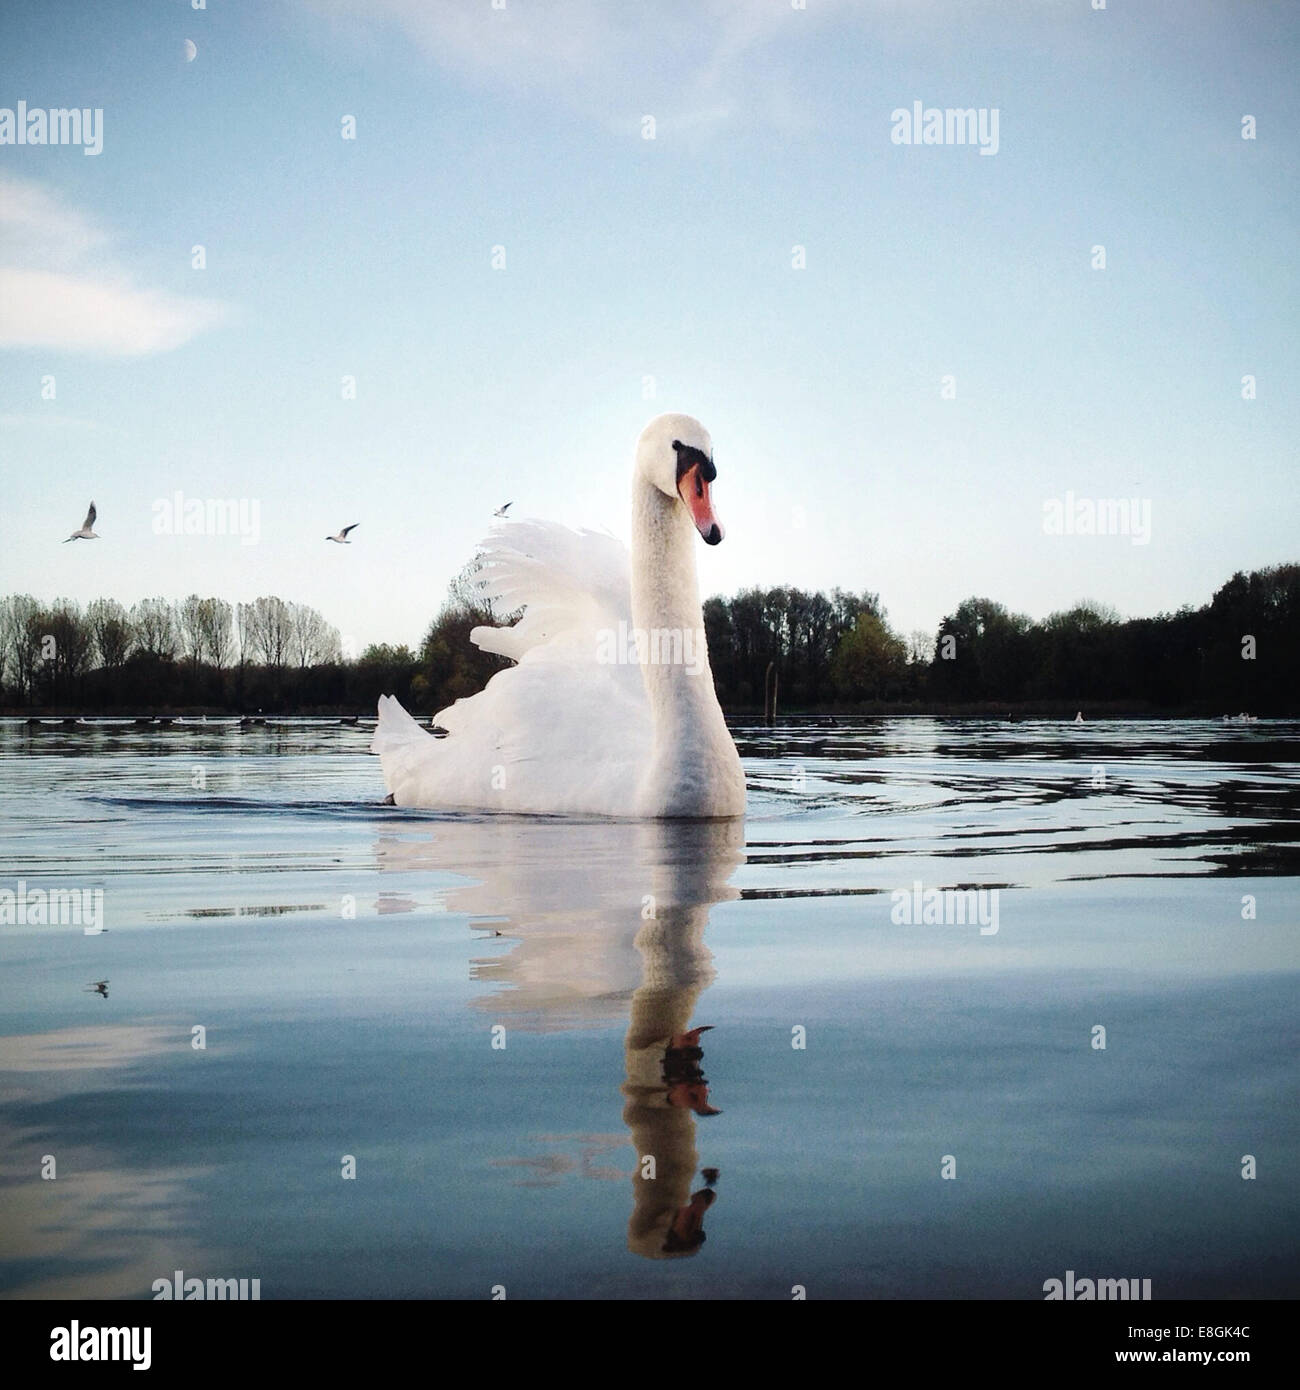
xmin=672 ymin=440 xmax=715 ymax=485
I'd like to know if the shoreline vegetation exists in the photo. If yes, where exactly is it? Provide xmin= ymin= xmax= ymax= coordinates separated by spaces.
xmin=5 ymin=707 xmax=1294 ymax=723
xmin=2 ymin=561 xmax=1296 ymax=720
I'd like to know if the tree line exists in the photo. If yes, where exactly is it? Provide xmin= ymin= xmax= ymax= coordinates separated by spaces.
xmin=701 ymin=563 xmax=1298 ymax=714
xmin=0 ymin=581 xmax=510 ymax=715
xmin=0 ymin=594 xmax=344 ymax=710
xmin=2 ymin=561 xmax=1296 ymax=715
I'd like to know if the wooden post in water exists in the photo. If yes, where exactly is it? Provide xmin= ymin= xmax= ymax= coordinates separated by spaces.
xmin=764 ymin=662 xmax=778 ymax=726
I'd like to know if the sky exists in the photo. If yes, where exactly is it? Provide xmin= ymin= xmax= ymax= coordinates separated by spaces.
xmin=1 ymin=0 xmax=1297 ymax=653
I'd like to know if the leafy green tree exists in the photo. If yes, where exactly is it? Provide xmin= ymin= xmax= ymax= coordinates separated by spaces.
xmin=831 ymin=610 xmax=908 ymax=701
xmin=930 ymin=598 xmax=1032 ymax=700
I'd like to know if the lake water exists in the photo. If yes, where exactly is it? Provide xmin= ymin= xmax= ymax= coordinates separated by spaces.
xmin=1 ymin=717 xmax=1297 ymax=1300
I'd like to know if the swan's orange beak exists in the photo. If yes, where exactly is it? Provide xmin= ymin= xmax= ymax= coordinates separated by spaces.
xmin=677 ymin=463 xmax=724 ymax=545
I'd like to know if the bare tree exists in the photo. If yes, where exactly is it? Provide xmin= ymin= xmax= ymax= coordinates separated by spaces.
xmin=246 ymin=596 xmax=292 ymax=669
xmin=198 ymin=598 xmax=234 ymax=669
xmin=22 ymin=599 xmax=93 ymax=703
xmin=0 ymin=597 xmax=14 ymax=693
xmin=236 ymin=601 xmax=254 ymax=670
xmin=46 ymin=598 xmax=93 ymax=681
xmin=179 ymin=594 xmax=206 ymax=668
xmin=0 ymin=594 xmax=41 ymax=699
xmin=130 ymin=598 xmax=179 ymax=659
xmin=87 ymin=598 xmax=131 ymax=669
xmin=19 ymin=607 xmax=49 ymax=701
xmin=289 ymin=601 xmax=341 ymax=669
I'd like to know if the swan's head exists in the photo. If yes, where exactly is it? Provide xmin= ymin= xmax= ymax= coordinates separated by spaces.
xmin=635 ymin=413 xmax=725 ymax=545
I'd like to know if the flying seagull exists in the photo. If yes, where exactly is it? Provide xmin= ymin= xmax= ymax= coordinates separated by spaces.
xmin=326 ymin=524 xmax=359 ymax=544
xmin=64 ymin=501 xmax=98 ymax=542
xmin=494 ymin=502 xmax=512 ymax=517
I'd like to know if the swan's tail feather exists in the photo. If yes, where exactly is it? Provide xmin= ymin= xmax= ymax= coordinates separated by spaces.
xmin=370 ymin=694 xmax=430 ymax=755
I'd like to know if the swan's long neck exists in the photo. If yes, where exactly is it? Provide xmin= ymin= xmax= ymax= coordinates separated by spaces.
xmin=631 ymin=480 xmax=707 ymax=650
xmin=630 ymin=480 xmax=734 ymax=815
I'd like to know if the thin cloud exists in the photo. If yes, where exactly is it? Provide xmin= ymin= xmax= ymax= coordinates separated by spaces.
xmin=302 ymin=0 xmax=855 ymax=135
xmin=0 ymin=175 xmax=228 ymax=358
xmin=0 ymin=178 xmax=106 ymax=263
xmin=0 ymin=410 xmax=125 ymax=435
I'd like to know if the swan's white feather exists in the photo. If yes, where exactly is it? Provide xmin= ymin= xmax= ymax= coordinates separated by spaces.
xmin=469 ymin=520 xmax=630 ymax=665
xmin=374 ymin=519 xmax=652 ymax=815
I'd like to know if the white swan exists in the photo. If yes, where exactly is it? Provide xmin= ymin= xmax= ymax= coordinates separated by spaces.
xmin=372 ymin=413 xmax=746 ymax=818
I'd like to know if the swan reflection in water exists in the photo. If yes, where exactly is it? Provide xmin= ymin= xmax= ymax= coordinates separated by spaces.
xmin=373 ymin=814 xmax=744 ymax=1259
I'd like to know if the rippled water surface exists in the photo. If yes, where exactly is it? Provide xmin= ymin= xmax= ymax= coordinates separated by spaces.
xmin=1 ymin=717 xmax=1297 ymax=1299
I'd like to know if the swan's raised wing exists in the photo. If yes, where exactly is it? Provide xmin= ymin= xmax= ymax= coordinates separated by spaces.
xmin=374 ymin=520 xmax=649 ymax=813
xmin=469 ymin=520 xmax=630 ymax=665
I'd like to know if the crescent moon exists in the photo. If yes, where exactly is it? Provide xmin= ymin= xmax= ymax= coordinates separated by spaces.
xmin=184 ymin=39 xmax=197 ymax=62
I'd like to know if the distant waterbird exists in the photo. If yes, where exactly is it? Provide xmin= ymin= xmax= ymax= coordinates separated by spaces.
xmin=326 ymin=524 xmax=359 ymax=544
xmin=64 ymin=501 xmax=98 ymax=542
xmin=494 ymin=502 xmax=513 ymax=517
